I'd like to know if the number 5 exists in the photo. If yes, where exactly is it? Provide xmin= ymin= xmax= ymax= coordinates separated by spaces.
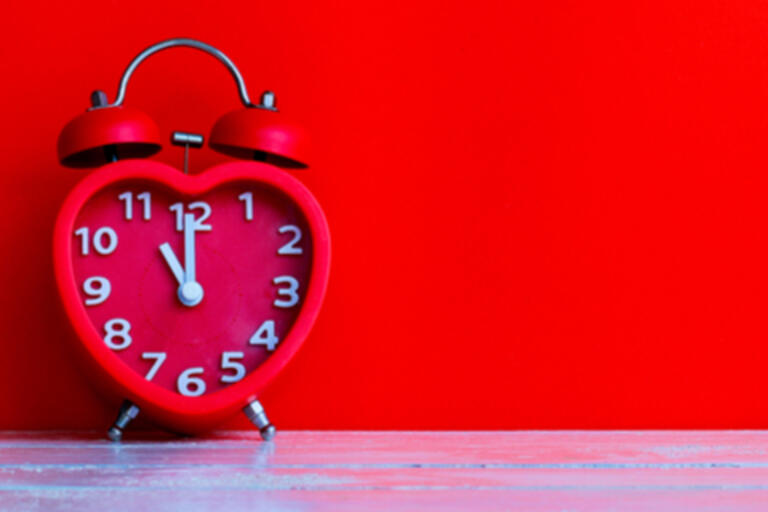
xmin=220 ymin=352 xmax=245 ymax=383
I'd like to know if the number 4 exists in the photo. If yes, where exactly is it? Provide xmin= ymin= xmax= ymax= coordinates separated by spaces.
xmin=250 ymin=320 xmax=279 ymax=351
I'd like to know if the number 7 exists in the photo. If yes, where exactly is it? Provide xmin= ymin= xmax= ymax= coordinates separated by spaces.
xmin=141 ymin=352 xmax=167 ymax=381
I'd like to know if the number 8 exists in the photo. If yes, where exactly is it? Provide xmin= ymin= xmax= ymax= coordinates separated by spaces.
xmin=104 ymin=318 xmax=132 ymax=350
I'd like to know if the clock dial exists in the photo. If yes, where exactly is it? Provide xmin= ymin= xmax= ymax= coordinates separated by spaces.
xmin=71 ymin=180 xmax=313 ymax=396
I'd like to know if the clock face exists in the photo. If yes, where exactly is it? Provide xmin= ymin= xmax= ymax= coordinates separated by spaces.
xmin=70 ymin=179 xmax=313 ymax=397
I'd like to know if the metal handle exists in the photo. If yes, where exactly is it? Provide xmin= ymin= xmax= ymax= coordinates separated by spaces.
xmin=100 ymin=38 xmax=255 ymax=108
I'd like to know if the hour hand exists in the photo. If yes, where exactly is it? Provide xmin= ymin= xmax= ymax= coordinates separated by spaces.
xmin=159 ymin=243 xmax=185 ymax=285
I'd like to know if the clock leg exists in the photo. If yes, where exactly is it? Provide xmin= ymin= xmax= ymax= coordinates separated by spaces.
xmin=243 ymin=399 xmax=276 ymax=441
xmin=107 ymin=400 xmax=140 ymax=442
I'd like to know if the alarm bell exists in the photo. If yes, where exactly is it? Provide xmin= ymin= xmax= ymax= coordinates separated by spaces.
xmin=57 ymin=40 xmax=308 ymax=170
xmin=210 ymin=91 xmax=309 ymax=169
xmin=57 ymin=103 xmax=162 ymax=167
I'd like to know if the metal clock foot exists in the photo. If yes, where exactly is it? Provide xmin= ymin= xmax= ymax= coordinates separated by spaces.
xmin=243 ymin=400 xmax=276 ymax=441
xmin=107 ymin=400 xmax=140 ymax=442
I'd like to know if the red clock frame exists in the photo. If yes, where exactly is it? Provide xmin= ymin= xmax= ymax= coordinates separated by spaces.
xmin=53 ymin=159 xmax=331 ymax=433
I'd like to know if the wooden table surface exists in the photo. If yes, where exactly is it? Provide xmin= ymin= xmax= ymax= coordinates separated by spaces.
xmin=3 ymin=431 xmax=768 ymax=510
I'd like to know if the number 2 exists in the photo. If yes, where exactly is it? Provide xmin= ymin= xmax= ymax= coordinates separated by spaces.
xmin=278 ymin=225 xmax=303 ymax=255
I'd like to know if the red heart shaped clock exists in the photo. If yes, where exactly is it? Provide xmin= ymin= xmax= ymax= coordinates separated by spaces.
xmin=53 ymin=39 xmax=330 ymax=441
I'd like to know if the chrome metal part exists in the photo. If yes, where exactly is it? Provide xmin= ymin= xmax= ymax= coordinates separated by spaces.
xmin=90 ymin=90 xmax=109 ymax=108
xmin=97 ymin=38 xmax=255 ymax=109
xmin=243 ymin=399 xmax=276 ymax=441
xmin=172 ymin=132 xmax=204 ymax=147
xmin=258 ymin=90 xmax=277 ymax=111
xmin=107 ymin=400 xmax=140 ymax=442
xmin=171 ymin=131 xmax=204 ymax=174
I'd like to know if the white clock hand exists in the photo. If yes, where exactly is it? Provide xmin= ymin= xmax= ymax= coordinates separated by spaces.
xmin=183 ymin=213 xmax=197 ymax=284
xmin=158 ymin=214 xmax=204 ymax=307
xmin=159 ymin=243 xmax=184 ymax=285
xmin=179 ymin=213 xmax=204 ymax=306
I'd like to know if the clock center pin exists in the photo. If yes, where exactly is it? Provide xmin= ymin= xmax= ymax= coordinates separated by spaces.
xmin=179 ymin=281 xmax=204 ymax=306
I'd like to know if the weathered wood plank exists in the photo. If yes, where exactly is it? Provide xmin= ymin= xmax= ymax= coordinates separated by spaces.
xmin=2 ymin=431 xmax=768 ymax=511
xmin=4 ymin=466 xmax=768 ymax=488
xmin=4 ymin=488 xmax=768 ymax=512
xmin=4 ymin=431 xmax=768 ymax=465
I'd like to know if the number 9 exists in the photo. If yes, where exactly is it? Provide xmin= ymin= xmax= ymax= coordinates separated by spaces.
xmin=83 ymin=276 xmax=111 ymax=306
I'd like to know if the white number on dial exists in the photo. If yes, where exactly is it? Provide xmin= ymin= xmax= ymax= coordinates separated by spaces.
xmin=169 ymin=202 xmax=212 ymax=231
xmin=118 ymin=191 xmax=151 ymax=220
xmin=104 ymin=318 xmax=132 ymax=350
xmin=141 ymin=352 xmax=167 ymax=381
xmin=220 ymin=352 xmax=246 ymax=383
xmin=273 ymin=276 xmax=299 ymax=308
xmin=238 ymin=192 xmax=253 ymax=221
xmin=249 ymin=320 xmax=279 ymax=351
xmin=278 ymin=225 xmax=303 ymax=255
xmin=177 ymin=367 xmax=206 ymax=396
xmin=74 ymin=227 xmax=118 ymax=256
xmin=83 ymin=276 xmax=111 ymax=306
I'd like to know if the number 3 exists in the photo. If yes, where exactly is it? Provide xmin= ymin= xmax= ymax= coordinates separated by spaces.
xmin=273 ymin=276 xmax=299 ymax=308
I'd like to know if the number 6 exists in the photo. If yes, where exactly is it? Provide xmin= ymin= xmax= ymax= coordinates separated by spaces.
xmin=177 ymin=367 xmax=206 ymax=397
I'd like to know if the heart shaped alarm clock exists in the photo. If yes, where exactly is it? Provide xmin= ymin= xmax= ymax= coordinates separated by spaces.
xmin=53 ymin=39 xmax=330 ymax=441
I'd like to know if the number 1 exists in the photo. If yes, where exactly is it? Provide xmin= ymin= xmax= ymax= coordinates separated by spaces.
xmin=238 ymin=192 xmax=253 ymax=221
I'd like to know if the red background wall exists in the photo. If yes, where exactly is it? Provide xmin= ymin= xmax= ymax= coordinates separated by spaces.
xmin=3 ymin=1 xmax=768 ymax=429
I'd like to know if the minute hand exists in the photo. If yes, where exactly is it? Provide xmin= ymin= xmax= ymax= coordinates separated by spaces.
xmin=176 ymin=213 xmax=204 ymax=307
xmin=184 ymin=213 xmax=197 ymax=284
